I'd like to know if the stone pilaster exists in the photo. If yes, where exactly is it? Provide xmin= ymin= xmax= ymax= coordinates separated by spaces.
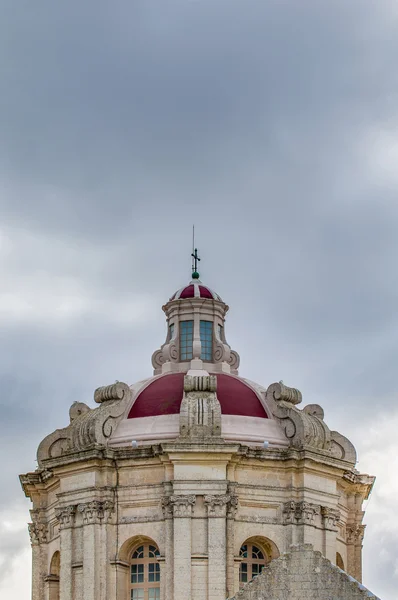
xmin=161 ymin=496 xmax=174 ymax=600
xmin=171 ymin=495 xmax=196 ymax=600
xmin=321 ymin=507 xmax=340 ymax=562
xmin=282 ymin=501 xmax=321 ymax=547
xmin=28 ymin=517 xmax=47 ymax=600
xmin=226 ymin=495 xmax=238 ymax=599
xmin=77 ymin=500 xmax=114 ymax=600
xmin=56 ymin=505 xmax=76 ymax=600
xmin=347 ymin=523 xmax=365 ymax=582
xmin=204 ymin=495 xmax=230 ymax=600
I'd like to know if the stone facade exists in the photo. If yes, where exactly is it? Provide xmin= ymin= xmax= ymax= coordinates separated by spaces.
xmin=20 ymin=275 xmax=376 ymax=600
xmin=229 ymin=544 xmax=380 ymax=600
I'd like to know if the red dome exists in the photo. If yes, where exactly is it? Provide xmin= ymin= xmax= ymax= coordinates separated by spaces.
xmin=128 ymin=373 xmax=268 ymax=419
xmin=170 ymin=282 xmax=222 ymax=302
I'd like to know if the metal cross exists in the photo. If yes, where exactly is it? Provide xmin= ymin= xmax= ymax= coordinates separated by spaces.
xmin=191 ymin=248 xmax=201 ymax=272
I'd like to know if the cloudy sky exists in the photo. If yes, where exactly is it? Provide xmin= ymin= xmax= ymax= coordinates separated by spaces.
xmin=1 ymin=1 xmax=397 ymax=598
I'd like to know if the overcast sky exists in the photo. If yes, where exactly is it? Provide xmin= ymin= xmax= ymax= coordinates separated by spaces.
xmin=1 ymin=1 xmax=397 ymax=598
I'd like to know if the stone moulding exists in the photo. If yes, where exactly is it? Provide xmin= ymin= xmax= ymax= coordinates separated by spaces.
xmin=36 ymin=382 xmax=132 ymax=466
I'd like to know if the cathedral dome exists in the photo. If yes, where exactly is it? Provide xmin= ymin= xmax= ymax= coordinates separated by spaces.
xmin=128 ymin=372 xmax=268 ymax=419
xmin=169 ymin=282 xmax=222 ymax=302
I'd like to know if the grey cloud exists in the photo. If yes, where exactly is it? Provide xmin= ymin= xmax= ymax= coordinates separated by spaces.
xmin=1 ymin=1 xmax=398 ymax=597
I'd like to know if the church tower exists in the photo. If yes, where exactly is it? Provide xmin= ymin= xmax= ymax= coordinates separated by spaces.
xmin=20 ymin=257 xmax=375 ymax=600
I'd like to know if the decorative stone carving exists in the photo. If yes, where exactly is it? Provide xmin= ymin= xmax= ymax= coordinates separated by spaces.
xmin=94 ymin=382 xmax=130 ymax=404
xmin=282 ymin=501 xmax=321 ymax=526
xmin=346 ymin=523 xmax=366 ymax=544
xmin=28 ymin=522 xmax=47 ymax=545
xmin=321 ymin=507 xmax=340 ymax=531
xmin=330 ymin=431 xmax=357 ymax=464
xmin=179 ymin=375 xmax=222 ymax=440
xmin=55 ymin=505 xmax=76 ymax=529
xmin=267 ymin=382 xmax=302 ymax=405
xmin=267 ymin=383 xmax=331 ymax=451
xmin=161 ymin=497 xmax=173 ymax=519
xmin=69 ymin=402 xmax=91 ymax=422
xmin=169 ymin=495 xmax=196 ymax=518
xmin=77 ymin=500 xmax=114 ymax=524
xmin=37 ymin=382 xmax=132 ymax=465
xmin=227 ymin=495 xmax=239 ymax=518
xmin=228 ymin=350 xmax=240 ymax=374
xmin=204 ymin=494 xmax=231 ymax=517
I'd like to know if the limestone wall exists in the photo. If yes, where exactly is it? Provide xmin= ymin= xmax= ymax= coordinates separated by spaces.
xmin=229 ymin=544 xmax=380 ymax=600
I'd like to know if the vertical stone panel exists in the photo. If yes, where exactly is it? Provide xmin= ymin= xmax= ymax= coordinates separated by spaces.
xmin=56 ymin=506 xmax=76 ymax=600
xmin=161 ymin=497 xmax=174 ymax=600
xmin=226 ymin=496 xmax=238 ymax=599
xmin=171 ymin=495 xmax=195 ymax=600
xmin=204 ymin=495 xmax=230 ymax=600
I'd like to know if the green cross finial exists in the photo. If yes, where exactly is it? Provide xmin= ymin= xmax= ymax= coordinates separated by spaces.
xmin=191 ymin=248 xmax=201 ymax=279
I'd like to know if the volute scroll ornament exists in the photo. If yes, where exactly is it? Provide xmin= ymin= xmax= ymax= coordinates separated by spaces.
xmin=266 ymin=382 xmax=331 ymax=451
xmin=37 ymin=381 xmax=132 ymax=465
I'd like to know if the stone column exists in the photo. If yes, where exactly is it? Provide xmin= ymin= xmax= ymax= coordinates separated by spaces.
xmin=204 ymin=495 xmax=229 ymax=600
xmin=161 ymin=497 xmax=174 ymax=600
xmin=321 ymin=507 xmax=340 ymax=563
xmin=226 ymin=496 xmax=238 ymax=599
xmin=171 ymin=495 xmax=196 ymax=600
xmin=56 ymin=505 xmax=76 ymax=600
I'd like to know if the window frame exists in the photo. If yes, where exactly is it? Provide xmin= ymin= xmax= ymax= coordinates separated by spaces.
xmin=129 ymin=542 xmax=160 ymax=600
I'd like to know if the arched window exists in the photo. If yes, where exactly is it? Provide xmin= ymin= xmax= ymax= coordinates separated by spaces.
xmin=239 ymin=537 xmax=278 ymax=587
xmin=336 ymin=552 xmax=345 ymax=570
xmin=130 ymin=542 xmax=160 ymax=600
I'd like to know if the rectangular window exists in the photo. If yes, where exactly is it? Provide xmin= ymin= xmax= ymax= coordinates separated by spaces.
xmin=148 ymin=563 xmax=160 ymax=582
xmin=169 ymin=323 xmax=175 ymax=341
xmin=200 ymin=320 xmax=213 ymax=361
xmin=131 ymin=589 xmax=144 ymax=600
xmin=218 ymin=324 xmax=224 ymax=341
xmin=148 ymin=589 xmax=160 ymax=600
xmin=180 ymin=320 xmax=193 ymax=361
xmin=131 ymin=564 xmax=144 ymax=584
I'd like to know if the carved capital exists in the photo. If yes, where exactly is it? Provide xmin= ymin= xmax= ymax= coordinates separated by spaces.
xmin=55 ymin=505 xmax=76 ymax=529
xmin=282 ymin=501 xmax=320 ymax=526
xmin=77 ymin=500 xmax=114 ymax=524
xmin=227 ymin=495 xmax=239 ymax=519
xmin=282 ymin=501 xmax=297 ymax=525
xmin=169 ymin=495 xmax=196 ymax=518
xmin=346 ymin=523 xmax=366 ymax=544
xmin=204 ymin=494 xmax=230 ymax=517
xmin=161 ymin=497 xmax=173 ymax=519
xmin=321 ymin=506 xmax=340 ymax=531
xmin=28 ymin=522 xmax=47 ymax=545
